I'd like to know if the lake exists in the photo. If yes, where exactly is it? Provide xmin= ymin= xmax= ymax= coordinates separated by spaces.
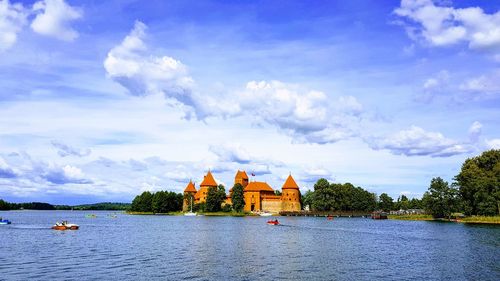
xmin=0 ymin=211 xmax=499 ymax=280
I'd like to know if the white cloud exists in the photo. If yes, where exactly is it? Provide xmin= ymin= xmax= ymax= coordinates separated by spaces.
xmin=104 ymin=21 xmax=205 ymax=119
xmin=395 ymin=0 xmax=500 ymax=52
xmin=104 ymin=22 xmax=364 ymax=144
xmin=368 ymin=125 xmax=475 ymax=157
xmin=31 ymin=0 xmax=82 ymax=41
xmin=43 ymin=164 xmax=92 ymax=184
xmin=486 ymin=139 xmax=500 ymax=149
xmin=238 ymin=80 xmax=359 ymax=144
xmin=0 ymin=156 xmax=17 ymax=178
xmin=468 ymin=121 xmax=482 ymax=143
xmin=459 ymin=71 xmax=500 ymax=97
xmin=209 ymin=143 xmax=251 ymax=164
xmin=299 ymin=167 xmax=335 ymax=183
xmin=418 ymin=70 xmax=500 ymax=103
xmin=0 ymin=0 xmax=27 ymax=51
xmin=51 ymin=140 xmax=91 ymax=157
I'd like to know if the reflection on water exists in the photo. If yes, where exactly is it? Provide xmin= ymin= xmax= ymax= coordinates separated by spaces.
xmin=0 ymin=211 xmax=499 ymax=280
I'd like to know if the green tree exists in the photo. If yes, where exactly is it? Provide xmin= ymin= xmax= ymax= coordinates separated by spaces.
xmin=312 ymin=178 xmax=333 ymax=211
xmin=454 ymin=149 xmax=500 ymax=216
xmin=301 ymin=190 xmax=314 ymax=210
xmin=423 ymin=177 xmax=459 ymax=219
xmin=152 ymin=191 xmax=169 ymax=213
xmin=409 ymin=198 xmax=423 ymax=209
xmin=131 ymin=191 xmax=153 ymax=212
xmin=378 ymin=193 xmax=394 ymax=211
xmin=231 ymin=183 xmax=245 ymax=212
xmin=0 ymin=199 xmax=10 ymax=210
xmin=395 ymin=195 xmax=410 ymax=210
xmin=206 ymin=185 xmax=226 ymax=212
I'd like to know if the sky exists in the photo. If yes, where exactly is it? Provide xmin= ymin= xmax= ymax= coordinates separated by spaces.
xmin=0 ymin=0 xmax=499 ymax=204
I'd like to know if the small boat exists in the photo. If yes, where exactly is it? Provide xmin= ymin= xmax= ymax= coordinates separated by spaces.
xmin=52 ymin=221 xmax=79 ymax=230
xmin=267 ymin=219 xmax=280 ymax=225
xmin=259 ymin=212 xmax=273 ymax=217
xmin=371 ymin=211 xmax=388 ymax=220
xmin=0 ymin=219 xmax=11 ymax=225
xmin=85 ymin=214 xmax=97 ymax=218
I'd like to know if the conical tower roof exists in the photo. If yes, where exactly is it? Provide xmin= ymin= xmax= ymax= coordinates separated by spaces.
xmin=184 ymin=180 xmax=197 ymax=193
xmin=200 ymin=170 xmax=217 ymax=187
xmin=235 ymin=170 xmax=248 ymax=180
xmin=282 ymin=174 xmax=299 ymax=189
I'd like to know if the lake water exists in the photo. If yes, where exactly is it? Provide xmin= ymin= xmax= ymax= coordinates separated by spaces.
xmin=0 ymin=211 xmax=499 ymax=281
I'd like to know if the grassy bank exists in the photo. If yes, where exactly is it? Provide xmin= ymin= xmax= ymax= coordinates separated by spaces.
xmin=389 ymin=214 xmax=500 ymax=225
xmin=126 ymin=211 xmax=183 ymax=215
xmin=460 ymin=216 xmax=500 ymax=224
xmin=388 ymin=214 xmax=434 ymax=221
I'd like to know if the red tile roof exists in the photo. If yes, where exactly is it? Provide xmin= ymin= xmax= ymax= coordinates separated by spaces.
xmin=184 ymin=180 xmax=197 ymax=193
xmin=200 ymin=170 xmax=217 ymax=187
xmin=244 ymin=181 xmax=274 ymax=192
xmin=282 ymin=174 xmax=299 ymax=189
xmin=235 ymin=170 xmax=249 ymax=179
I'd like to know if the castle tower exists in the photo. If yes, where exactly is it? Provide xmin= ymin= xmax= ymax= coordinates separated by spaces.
xmin=194 ymin=170 xmax=218 ymax=203
xmin=183 ymin=180 xmax=197 ymax=211
xmin=281 ymin=174 xmax=301 ymax=211
xmin=234 ymin=170 xmax=249 ymax=188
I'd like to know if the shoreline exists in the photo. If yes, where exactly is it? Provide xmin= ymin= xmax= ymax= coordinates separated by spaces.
xmin=389 ymin=215 xmax=500 ymax=225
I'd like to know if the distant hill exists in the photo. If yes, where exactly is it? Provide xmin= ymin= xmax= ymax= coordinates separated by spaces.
xmin=1 ymin=199 xmax=130 ymax=211
xmin=56 ymin=202 xmax=131 ymax=211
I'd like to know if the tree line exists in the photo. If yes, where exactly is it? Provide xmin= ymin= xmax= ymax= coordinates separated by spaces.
xmin=300 ymin=180 xmax=419 ymax=213
xmin=0 ymin=200 xmax=130 ymax=211
xmin=422 ymin=149 xmax=499 ymax=218
xmin=130 ymin=190 xmax=183 ymax=213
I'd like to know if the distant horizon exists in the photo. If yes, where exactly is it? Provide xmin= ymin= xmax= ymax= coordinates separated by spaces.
xmin=1 ymin=0 xmax=499 ymax=205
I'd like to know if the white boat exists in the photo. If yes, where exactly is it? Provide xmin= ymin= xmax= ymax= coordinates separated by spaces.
xmin=184 ymin=196 xmax=197 ymax=216
xmin=259 ymin=212 xmax=273 ymax=217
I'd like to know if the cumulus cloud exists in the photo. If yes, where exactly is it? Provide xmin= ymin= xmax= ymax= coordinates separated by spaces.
xmin=127 ymin=159 xmax=147 ymax=171
xmin=486 ymin=139 xmax=500 ymax=149
xmin=104 ymin=22 xmax=364 ymax=144
xmin=238 ymin=80 xmax=360 ymax=144
xmin=103 ymin=21 xmax=207 ymax=119
xmin=459 ymin=71 xmax=500 ymax=98
xmin=43 ymin=164 xmax=92 ymax=184
xmin=300 ymin=167 xmax=334 ymax=183
xmin=417 ymin=70 xmax=450 ymax=102
xmin=417 ymin=70 xmax=500 ymax=103
xmin=0 ymin=156 xmax=17 ymax=178
xmin=368 ymin=125 xmax=476 ymax=157
xmin=395 ymin=0 xmax=500 ymax=51
xmin=468 ymin=121 xmax=482 ymax=143
xmin=0 ymin=0 xmax=27 ymax=51
xmin=51 ymin=140 xmax=91 ymax=157
xmin=209 ymin=144 xmax=251 ymax=164
xmin=31 ymin=0 xmax=82 ymax=41
xmin=164 ymin=165 xmax=192 ymax=183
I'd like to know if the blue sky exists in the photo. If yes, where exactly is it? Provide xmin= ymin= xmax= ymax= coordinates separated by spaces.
xmin=0 ymin=0 xmax=499 ymax=204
